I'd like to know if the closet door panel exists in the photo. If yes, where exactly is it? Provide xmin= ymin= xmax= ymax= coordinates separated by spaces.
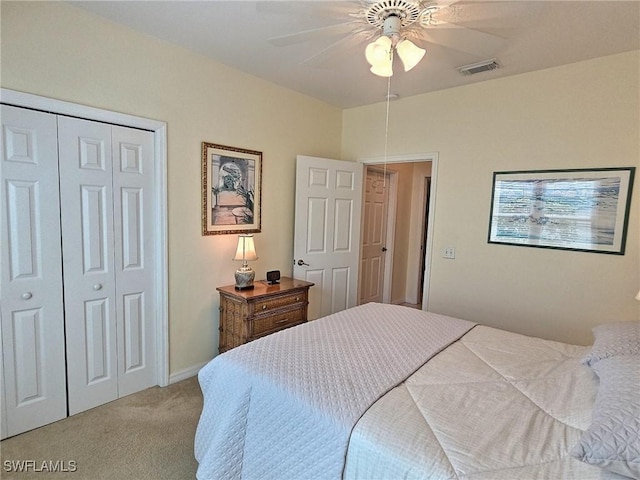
xmin=0 ymin=106 xmax=67 ymax=438
xmin=112 ymin=126 xmax=156 ymax=395
xmin=58 ymin=116 xmax=118 ymax=415
xmin=1 ymin=347 xmax=6 ymax=439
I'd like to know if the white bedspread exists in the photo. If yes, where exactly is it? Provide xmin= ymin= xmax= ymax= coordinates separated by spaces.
xmin=344 ymin=325 xmax=628 ymax=479
xmin=195 ymin=303 xmax=475 ymax=480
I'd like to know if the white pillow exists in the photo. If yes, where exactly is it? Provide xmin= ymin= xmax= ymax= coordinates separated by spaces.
xmin=581 ymin=321 xmax=640 ymax=367
xmin=571 ymin=355 xmax=640 ymax=478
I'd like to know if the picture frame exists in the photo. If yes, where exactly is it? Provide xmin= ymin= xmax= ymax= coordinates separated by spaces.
xmin=488 ymin=167 xmax=635 ymax=254
xmin=201 ymin=142 xmax=262 ymax=235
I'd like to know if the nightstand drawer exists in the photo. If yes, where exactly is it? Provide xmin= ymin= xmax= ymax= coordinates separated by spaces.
xmin=251 ymin=307 xmax=305 ymax=338
xmin=254 ymin=291 xmax=305 ymax=313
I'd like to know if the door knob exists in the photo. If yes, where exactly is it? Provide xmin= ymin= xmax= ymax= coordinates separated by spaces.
xmin=93 ymin=284 xmax=103 ymax=291
xmin=21 ymin=292 xmax=33 ymax=300
xmin=297 ymin=259 xmax=310 ymax=266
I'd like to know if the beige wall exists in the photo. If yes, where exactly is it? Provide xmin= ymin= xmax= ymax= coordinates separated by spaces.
xmin=1 ymin=2 xmax=343 ymax=376
xmin=343 ymin=51 xmax=640 ymax=345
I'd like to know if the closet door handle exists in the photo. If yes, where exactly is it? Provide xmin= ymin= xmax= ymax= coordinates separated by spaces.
xmin=93 ymin=284 xmax=103 ymax=291
xmin=21 ymin=292 xmax=33 ymax=300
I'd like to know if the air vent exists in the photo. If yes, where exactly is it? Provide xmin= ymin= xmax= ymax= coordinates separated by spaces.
xmin=457 ymin=59 xmax=500 ymax=76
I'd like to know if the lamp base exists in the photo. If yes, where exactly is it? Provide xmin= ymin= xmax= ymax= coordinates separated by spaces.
xmin=235 ymin=266 xmax=255 ymax=290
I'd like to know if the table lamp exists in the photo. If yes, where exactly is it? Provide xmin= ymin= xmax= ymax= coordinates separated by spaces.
xmin=233 ymin=234 xmax=258 ymax=290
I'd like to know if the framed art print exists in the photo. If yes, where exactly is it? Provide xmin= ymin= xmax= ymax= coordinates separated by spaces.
xmin=488 ymin=167 xmax=635 ymax=254
xmin=201 ymin=142 xmax=262 ymax=235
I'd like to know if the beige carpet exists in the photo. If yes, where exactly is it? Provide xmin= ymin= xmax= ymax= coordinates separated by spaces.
xmin=0 ymin=376 xmax=202 ymax=480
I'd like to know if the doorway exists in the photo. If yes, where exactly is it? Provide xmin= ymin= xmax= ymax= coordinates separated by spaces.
xmin=418 ymin=177 xmax=431 ymax=305
xmin=358 ymin=154 xmax=436 ymax=309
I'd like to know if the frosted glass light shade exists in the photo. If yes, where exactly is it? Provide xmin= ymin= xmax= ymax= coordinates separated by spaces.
xmin=396 ymin=39 xmax=426 ymax=72
xmin=366 ymin=36 xmax=393 ymax=77
xmin=233 ymin=234 xmax=258 ymax=262
xmin=370 ymin=61 xmax=393 ymax=77
xmin=365 ymin=36 xmax=392 ymax=66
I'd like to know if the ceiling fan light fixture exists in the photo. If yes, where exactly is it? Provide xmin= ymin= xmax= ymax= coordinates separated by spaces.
xmin=396 ymin=38 xmax=426 ymax=72
xmin=364 ymin=11 xmax=426 ymax=77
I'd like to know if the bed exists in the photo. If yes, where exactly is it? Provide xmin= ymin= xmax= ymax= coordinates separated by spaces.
xmin=194 ymin=303 xmax=640 ymax=480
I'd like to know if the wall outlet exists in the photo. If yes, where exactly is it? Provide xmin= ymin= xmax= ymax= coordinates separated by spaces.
xmin=443 ymin=247 xmax=456 ymax=259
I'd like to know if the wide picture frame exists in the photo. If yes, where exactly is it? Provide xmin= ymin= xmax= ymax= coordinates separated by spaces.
xmin=488 ymin=167 xmax=635 ymax=254
xmin=201 ymin=142 xmax=262 ymax=235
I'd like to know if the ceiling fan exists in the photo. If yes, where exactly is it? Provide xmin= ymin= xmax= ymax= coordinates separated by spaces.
xmin=262 ymin=0 xmax=507 ymax=76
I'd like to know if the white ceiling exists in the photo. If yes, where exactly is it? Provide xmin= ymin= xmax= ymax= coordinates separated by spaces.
xmin=71 ymin=1 xmax=640 ymax=108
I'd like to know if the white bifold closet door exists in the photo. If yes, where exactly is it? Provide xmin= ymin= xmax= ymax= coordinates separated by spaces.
xmin=58 ymin=116 xmax=157 ymax=416
xmin=0 ymin=106 xmax=67 ymax=438
xmin=1 ymin=106 xmax=157 ymax=437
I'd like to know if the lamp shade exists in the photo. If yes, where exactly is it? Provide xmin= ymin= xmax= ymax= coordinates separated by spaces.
xmin=396 ymin=39 xmax=426 ymax=72
xmin=233 ymin=234 xmax=258 ymax=262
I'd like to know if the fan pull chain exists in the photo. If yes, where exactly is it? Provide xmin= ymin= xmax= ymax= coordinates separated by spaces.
xmin=382 ymin=53 xmax=392 ymax=188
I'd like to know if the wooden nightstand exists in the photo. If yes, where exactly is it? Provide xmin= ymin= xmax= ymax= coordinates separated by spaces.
xmin=217 ymin=277 xmax=314 ymax=353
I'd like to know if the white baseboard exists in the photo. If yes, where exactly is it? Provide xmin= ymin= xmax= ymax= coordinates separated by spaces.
xmin=168 ymin=361 xmax=209 ymax=385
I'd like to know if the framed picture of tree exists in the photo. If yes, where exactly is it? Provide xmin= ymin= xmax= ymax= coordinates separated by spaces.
xmin=201 ymin=142 xmax=262 ymax=235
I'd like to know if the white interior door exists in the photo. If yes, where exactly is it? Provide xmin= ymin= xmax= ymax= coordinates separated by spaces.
xmin=293 ymin=155 xmax=363 ymax=319
xmin=58 ymin=116 xmax=119 ymax=415
xmin=0 ymin=105 xmax=67 ymax=437
xmin=112 ymin=126 xmax=157 ymax=396
xmin=360 ymin=168 xmax=390 ymax=304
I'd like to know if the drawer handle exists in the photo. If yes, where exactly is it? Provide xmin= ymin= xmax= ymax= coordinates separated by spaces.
xmin=275 ymin=318 xmax=290 ymax=324
xmin=262 ymin=305 xmax=267 ymax=310
xmin=296 ymin=296 xmax=300 ymax=302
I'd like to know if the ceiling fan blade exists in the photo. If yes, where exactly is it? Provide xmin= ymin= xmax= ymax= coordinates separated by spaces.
xmin=268 ymin=21 xmax=360 ymax=47
xmin=256 ymin=1 xmax=308 ymax=15
xmin=421 ymin=22 xmax=505 ymax=59
xmin=432 ymin=0 xmax=460 ymax=8
xmin=257 ymin=1 xmax=360 ymax=19
xmin=301 ymin=33 xmax=366 ymax=68
xmin=433 ymin=1 xmax=542 ymax=29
